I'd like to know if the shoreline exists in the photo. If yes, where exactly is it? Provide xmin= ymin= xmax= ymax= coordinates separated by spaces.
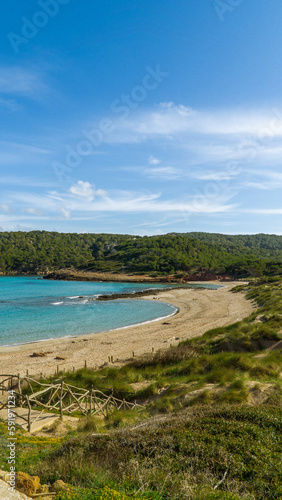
xmin=0 ymin=281 xmax=254 ymax=378
xmin=0 ymin=300 xmax=179 ymax=349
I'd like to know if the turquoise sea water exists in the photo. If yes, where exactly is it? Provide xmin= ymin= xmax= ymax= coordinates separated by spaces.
xmin=0 ymin=277 xmax=220 ymax=346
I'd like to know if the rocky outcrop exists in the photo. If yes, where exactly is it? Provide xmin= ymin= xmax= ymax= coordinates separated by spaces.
xmin=43 ymin=269 xmax=164 ymax=282
xmin=50 ymin=480 xmax=68 ymax=492
xmin=15 ymin=472 xmax=41 ymax=497
xmin=43 ymin=268 xmax=229 ymax=283
xmin=0 ymin=470 xmax=69 ymax=499
xmin=0 ymin=478 xmax=32 ymax=500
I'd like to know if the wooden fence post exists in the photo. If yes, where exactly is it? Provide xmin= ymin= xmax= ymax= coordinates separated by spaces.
xmin=89 ymin=386 xmax=93 ymax=414
xmin=17 ymin=374 xmax=22 ymax=407
xmin=59 ymin=381 xmax=63 ymax=420
xmin=26 ymin=396 xmax=31 ymax=433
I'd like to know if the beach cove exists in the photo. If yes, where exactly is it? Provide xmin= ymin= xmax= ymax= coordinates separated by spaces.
xmin=0 ymin=281 xmax=254 ymax=378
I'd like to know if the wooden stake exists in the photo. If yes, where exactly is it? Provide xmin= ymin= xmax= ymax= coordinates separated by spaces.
xmin=59 ymin=381 xmax=63 ymax=420
xmin=26 ymin=396 xmax=31 ymax=433
xmin=90 ymin=386 xmax=93 ymax=414
xmin=17 ymin=374 xmax=22 ymax=407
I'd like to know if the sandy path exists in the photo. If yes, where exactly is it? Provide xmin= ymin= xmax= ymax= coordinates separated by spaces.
xmin=0 ymin=282 xmax=253 ymax=378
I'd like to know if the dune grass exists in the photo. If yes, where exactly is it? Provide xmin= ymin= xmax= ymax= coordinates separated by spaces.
xmin=35 ymin=406 xmax=282 ymax=500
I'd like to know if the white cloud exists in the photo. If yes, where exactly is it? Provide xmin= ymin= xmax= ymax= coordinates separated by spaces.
xmin=69 ymin=181 xmax=95 ymax=200
xmin=58 ymin=206 xmax=72 ymax=219
xmin=23 ymin=207 xmax=44 ymax=215
xmin=0 ymin=203 xmax=12 ymax=213
xmin=105 ymin=103 xmax=282 ymax=150
xmin=68 ymin=181 xmax=108 ymax=201
xmin=148 ymin=155 xmax=161 ymax=165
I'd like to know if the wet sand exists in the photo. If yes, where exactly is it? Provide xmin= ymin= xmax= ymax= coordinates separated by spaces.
xmin=0 ymin=282 xmax=253 ymax=378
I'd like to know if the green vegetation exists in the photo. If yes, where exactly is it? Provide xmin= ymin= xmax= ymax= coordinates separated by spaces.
xmin=1 ymin=406 xmax=280 ymax=499
xmin=1 ymin=231 xmax=282 ymax=277
xmin=0 ymin=231 xmax=132 ymax=274
xmin=4 ymin=277 xmax=281 ymax=499
xmin=44 ymin=406 xmax=281 ymax=500
xmin=186 ymin=276 xmax=282 ymax=353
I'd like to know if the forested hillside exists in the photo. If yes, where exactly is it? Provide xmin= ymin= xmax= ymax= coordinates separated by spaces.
xmin=0 ymin=230 xmax=282 ymax=277
xmin=186 ymin=232 xmax=282 ymax=257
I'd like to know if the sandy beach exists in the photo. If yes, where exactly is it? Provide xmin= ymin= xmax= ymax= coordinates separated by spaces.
xmin=0 ymin=282 xmax=254 ymax=378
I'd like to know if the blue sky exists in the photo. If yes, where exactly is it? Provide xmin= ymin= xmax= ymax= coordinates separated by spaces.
xmin=1 ymin=0 xmax=282 ymax=235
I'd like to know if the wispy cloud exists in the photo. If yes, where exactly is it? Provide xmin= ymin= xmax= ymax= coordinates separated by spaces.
xmin=148 ymin=155 xmax=161 ymax=165
xmin=0 ymin=65 xmax=47 ymax=98
xmin=195 ymin=170 xmax=240 ymax=181
xmin=8 ymin=183 xmax=237 ymax=220
xmin=105 ymin=103 xmax=282 ymax=144
xmin=0 ymin=98 xmax=20 ymax=112
xmin=0 ymin=203 xmax=12 ymax=213
xmin=144 ymin=166 xmax=180 ymax=180
xmin=0 ymin=140 xmax=53 ymax=169
xmin=243 ymin=170 xmax=282 ymax=190
xmin=22 ymin=207 xmax=44 ymax=216
xmin=243 ymin=208 xmax=282 ymax=215
xmin=0 ymin=175 xmax=57 ymax=188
